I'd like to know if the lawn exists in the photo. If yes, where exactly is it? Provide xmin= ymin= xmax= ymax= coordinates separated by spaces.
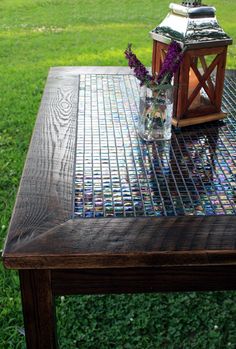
xmin=0 ymin=0 xmax=236 ymax=348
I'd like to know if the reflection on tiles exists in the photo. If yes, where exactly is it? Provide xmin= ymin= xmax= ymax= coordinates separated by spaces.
xmin=74 ymin=74 xmax=236 ymax=218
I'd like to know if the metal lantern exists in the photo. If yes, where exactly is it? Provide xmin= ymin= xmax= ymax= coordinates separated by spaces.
xmin=151 ymin=0 xmax=232 ymax=127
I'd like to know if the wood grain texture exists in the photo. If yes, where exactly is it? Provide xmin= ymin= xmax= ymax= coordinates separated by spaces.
xmin=3 ymin=69 xmax=79 ymax=255
xmin=50 ymin=66 xmax=132 ymax=78
xmin=4 ymin=215 xmax=236 ymax=269
xmin=3 ymin=67 xmax=236 ymax=349
xmin=19 ymin=270 xmax=58 ymax=349
xmin=2 ymin=67 xmax=236 ymax=274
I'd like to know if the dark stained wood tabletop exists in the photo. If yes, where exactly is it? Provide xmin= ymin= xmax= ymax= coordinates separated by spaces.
xmin=3 ymin=67 xmax=236 ymax=272
xmin=3 ymin=66 xmax=236 ymax=349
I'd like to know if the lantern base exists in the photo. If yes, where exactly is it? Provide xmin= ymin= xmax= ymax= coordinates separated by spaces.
xmin=172 ymin=112 xmax=226 ymax=128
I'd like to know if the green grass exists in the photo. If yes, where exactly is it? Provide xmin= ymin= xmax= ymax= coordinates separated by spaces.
xmin=0 ymin=0 xmax=236 ymax=348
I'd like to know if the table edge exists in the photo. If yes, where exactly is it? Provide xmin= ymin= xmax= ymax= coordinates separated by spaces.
xmin=2 ymin=67 xmax=236 ymax=270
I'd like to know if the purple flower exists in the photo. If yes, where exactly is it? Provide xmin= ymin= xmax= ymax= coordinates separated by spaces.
xmin=124 ymin=41 xmax=183 ymax=90
xmin=124 ymin=44 xmax=153 ymax=85
xmin=156 ymin=41 xmax=183 ymax=84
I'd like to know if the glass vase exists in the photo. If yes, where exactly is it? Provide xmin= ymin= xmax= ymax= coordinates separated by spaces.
xmin=138 ymin=85 xmax=173 ymax=142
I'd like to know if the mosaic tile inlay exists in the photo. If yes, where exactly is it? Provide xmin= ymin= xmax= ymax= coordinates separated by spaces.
xmin=74 ymin=74 xmax=236 ymax=218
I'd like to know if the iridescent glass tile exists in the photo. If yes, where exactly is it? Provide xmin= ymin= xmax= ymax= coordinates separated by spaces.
xmin=74 ymin=74 xmax=236 ymax=218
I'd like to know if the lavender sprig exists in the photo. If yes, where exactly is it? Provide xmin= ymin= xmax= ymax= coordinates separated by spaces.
xmin=124 ymin=44 xmax=153 ymax=86
xmin=124 ymin=41 xmax=183 ymax=91
xmin=156 ymin=41 xmax=183 ymax=84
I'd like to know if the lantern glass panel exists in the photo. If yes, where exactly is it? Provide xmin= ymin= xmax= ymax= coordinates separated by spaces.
xmin=187 ymin=54 xmax=218 ymax=112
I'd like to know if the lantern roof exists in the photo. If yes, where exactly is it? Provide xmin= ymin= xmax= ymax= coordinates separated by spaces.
xmin=151 ymin=2 xmax=232 ymax=49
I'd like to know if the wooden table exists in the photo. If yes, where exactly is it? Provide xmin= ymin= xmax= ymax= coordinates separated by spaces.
xmin=2 ymin=67 xmax=236 ymax=349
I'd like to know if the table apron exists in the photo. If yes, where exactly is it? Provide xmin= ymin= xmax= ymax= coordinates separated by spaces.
xmin=51 ymin=266 xmax=236 ymax=295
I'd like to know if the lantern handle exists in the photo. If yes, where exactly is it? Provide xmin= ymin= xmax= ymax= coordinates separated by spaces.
xmin=181 ymin=0 xmax=202 ymax=6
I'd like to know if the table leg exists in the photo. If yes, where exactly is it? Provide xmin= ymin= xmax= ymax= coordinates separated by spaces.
xmin=19 ymin=270 xmax=58 ymax=349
